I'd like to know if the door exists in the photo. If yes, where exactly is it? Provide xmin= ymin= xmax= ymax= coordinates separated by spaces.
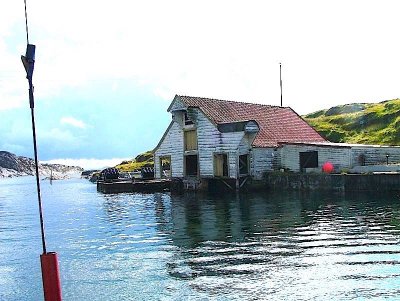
xmin=239 ymin=154 xmax=249 ymax=176
xmin=214 ymin=153 xmax=228 ymax=177
xmin=185 ymin=154 xmax=198 ymax=177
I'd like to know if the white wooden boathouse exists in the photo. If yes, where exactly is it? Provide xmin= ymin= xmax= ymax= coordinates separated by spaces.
xmin=153 ymin=95 xmax=328 ymax=190
xmin=154 ymin=95 xmax=400 ymax=190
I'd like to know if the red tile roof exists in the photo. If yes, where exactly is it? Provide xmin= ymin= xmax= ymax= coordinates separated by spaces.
xmin=175 ymin=95 xmax=326 ymax=147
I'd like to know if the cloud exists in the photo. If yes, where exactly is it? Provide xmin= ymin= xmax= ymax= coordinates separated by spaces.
xmin=0 ymin=37 xmax=27 ymax=111
xmin=36 ymin=127 xmax=86 ymax=159
xmin=41 ymin=157 xmax=129 ymax=170
xmin=23 ymin=0 xmax=398 ymax=115
xmin=60 ymin=117 xmax=87 ymax=129
xmin=42 ymin=128 xmax=78 ymax=142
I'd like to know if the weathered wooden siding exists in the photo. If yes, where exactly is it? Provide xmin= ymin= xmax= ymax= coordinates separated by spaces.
xmin=244 ymin=121 xmax=259 ymax=133
xmin=239 ymin=131 xmax=259 ymax=152
xmin=350 ymin=146 xmax=400 ymax=167
xmin=280 ymin=144 xmax=351 ymax=172
xmin=238 ymin=135 xmax=251 ymax=176
xmin=154 ymin=122 xmax=184 ymax=178
xmin=252 ymin=147 xmax=275 ymax=180
xmin=169 ymin=97 xmax=186 ymax=111
xmin=192 ymin=108 xmax=245 ymax=178
xmin=155 ymin=107 xmax=246 ymax=179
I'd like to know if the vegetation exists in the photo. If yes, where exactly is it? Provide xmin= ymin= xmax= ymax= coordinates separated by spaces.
xmin=115 ymin=151 xmax=154 ymax=171
xmin=114 ymin=99 xmax=400 ymax=173
xmin=304 ymin=99 xmax=400 ymax=145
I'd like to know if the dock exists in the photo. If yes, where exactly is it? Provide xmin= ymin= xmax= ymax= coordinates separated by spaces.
xmin=97 ymin=179 xmax=171 ymax=193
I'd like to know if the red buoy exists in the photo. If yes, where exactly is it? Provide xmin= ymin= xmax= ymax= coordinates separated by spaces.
xmin=40 ymin=252 xmax=62 ymax=301
xmin=322 ymin=162 xmax=334 ymax=174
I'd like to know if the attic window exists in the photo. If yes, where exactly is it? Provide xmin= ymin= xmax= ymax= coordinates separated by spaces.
xmin=184 ymin=112 xmax=194 ymax=125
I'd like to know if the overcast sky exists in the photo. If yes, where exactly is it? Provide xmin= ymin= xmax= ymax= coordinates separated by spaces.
xmin=1 ymin=0 xmax=399 ymax=169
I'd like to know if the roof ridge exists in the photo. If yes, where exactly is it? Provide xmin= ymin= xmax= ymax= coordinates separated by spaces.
xmin=173 ymin=94 xmax=326 ymax=147
xmin=178 ymin=95 xmax=289 ymax=109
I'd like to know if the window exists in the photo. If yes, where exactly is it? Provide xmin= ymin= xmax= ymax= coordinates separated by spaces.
xmin=184 ymin=130 xmax=197 ymax=151
xmin=299 ymin=151 xmax=318 ymax=171
xmin=214 ymin=153 xmax=228 ymax=177
xmin=239 ymin=154 xmax=249 ymax=175
xmin=159 ymin=156 xmax=171 ymax=178
xmin=184 ymin=112 xmax=194 ymax=125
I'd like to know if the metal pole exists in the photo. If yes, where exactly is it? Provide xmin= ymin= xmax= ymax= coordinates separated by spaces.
xmin=280 ymin=62 xmax=283 ymax=107
xmin=22 ymin=2 xmax=62 ymax=299
xmin=26 ymin=58 xmax=63 ymax=301
xmin=28 ymin=79 xmax=47 ymax=254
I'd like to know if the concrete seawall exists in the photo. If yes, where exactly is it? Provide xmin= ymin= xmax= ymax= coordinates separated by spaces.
xmin=265 ymin=173 xmax=400 ymax=192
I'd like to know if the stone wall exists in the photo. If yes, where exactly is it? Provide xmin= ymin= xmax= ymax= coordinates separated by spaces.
xmin=265 ymin=172 xmax=400 ymax=192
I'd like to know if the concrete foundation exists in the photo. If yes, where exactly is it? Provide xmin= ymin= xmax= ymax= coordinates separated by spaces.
xmin=265 ymin=172 xmax=400 ymax=192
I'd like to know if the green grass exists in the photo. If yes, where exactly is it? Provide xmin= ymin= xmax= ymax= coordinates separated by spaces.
xmin=304 ymin=99 xmax=400 ymax=145
xmin=115 ymin=151 xmax=154 ymax=172
xmin=115 ymin=99 xmax=399 ymax=172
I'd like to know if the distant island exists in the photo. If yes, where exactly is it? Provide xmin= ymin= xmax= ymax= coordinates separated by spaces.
xmin=304 ymin=98 xmax=400 ymax=145
xmin=0 ymin=151 xmax=83 ymax=179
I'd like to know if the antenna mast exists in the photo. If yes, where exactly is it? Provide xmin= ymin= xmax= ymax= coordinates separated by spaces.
xmin=280 ymin=62 xmax=283 ymax=107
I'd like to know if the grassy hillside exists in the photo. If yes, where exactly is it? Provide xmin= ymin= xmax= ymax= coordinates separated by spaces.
xmin=304 ymin=99 xmax=400 ymax=145
xmin=114 ymin=99 xmax=399 ymax=171
xmin=115 ymin=151 xmax=154 ymax=171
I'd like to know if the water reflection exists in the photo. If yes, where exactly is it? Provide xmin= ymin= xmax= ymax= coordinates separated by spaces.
xmin=1 ymin=177 xmax=400 ymax=300
xmin=153 ymin=191 xmax=400 ymax=299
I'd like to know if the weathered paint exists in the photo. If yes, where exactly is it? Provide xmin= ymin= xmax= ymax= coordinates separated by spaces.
xmin=244 ymin=121 xmax=259 ymax=133
xmin=155 ymin=102 xmax=249 ymax=179
xmin=154 ymin=121 xmax=184 ymax=178
xmin=155 ymin=96 xmax=400 ymax=184
xmin=279 ymin=144 xmax=352 ymax=172
xmin=276 ymin=143 xmax=400 ymax=173
xmin=350 ymin=145 xmax=400 ymax=167
xmin=251 ymin=147 xmax=276 ymax=180
xmin=194 ymin=107 xmax=244 ymax=178
xmin=168 ymin=95 xmax=187 ymax=112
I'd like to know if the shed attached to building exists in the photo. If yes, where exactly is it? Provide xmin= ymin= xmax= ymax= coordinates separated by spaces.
xmin=276 ymin=141 xmax=400 ymax=173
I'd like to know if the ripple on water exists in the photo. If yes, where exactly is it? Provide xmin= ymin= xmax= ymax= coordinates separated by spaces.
xmin=1 ymin=180 xmax=400 ymax=300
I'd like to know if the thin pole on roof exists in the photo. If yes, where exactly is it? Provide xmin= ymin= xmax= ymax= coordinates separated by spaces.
xmin=280 ymin=62 xmax=283 ymax=107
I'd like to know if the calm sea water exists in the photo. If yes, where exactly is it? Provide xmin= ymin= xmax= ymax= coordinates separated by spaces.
xmin=0 ymin=177 xmax=399 ymax=300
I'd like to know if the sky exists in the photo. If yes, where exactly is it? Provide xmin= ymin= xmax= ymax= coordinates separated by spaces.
xmin=1 ymin=0 xmax=400 ymax=169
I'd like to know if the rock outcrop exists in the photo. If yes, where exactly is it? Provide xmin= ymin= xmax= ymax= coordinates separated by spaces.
xmin=0 ymin=151 xmax=83 ymax=178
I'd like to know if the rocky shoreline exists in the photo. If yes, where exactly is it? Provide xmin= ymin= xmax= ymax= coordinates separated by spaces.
xmin=0 ymin=151 xmax=83 ymax=179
